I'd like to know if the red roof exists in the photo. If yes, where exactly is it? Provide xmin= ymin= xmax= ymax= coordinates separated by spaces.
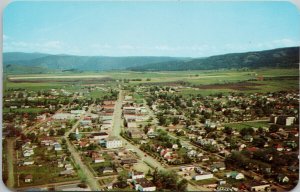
xmin=246 ymin=147 xmax=258 ymax=152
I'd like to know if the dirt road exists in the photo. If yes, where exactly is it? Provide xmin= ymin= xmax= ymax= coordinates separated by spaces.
xmin=6 ymin=138 xmax=15 ymax=189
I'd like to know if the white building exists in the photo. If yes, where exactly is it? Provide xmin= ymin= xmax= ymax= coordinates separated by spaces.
xmin=71 ymin=110 xmax=86 ymax=114
xmin=53 ymin=113 xmax=75 ymax=120
xmin=92 ymin=132 xmax=109 ymax=140
xmin=105 ymin=137 xmax=122 ymax=149
xmin=130 ymin=171 xmax=145 ymax=180
xmin=54 ymin=143 xmax=62 ymax=151
xmin=193 ymin=173 xmax=214 ymax=181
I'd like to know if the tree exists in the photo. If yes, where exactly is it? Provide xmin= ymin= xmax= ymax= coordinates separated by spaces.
xmin=172 ymin=117 xmax=180 ymax=125
xmin=117 ymin=170 xmax=128 ymax=184
xmin=177 ymin=179 xmax=188 ymax=191
xmin=240 ymin=127 xmax=254 ymax=137
xmin=57 ymin=129 xmax=66 ymax=136
xmin=223 ymin=126 xmax=233 ymax=135
xmin=69 ymin=133 xmax=77 ymax=141
xmin=269 ymin=124 xmax=279 ymax=133
xmin=252 ymin=137 xmax=265 ymax=148
xmin=158 ymin=116 xmax=167 ymax=126
xmin=49 ymin=129 xmax=55 ymax=136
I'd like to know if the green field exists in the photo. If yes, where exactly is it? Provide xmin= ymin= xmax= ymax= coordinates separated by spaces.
xmin=4 ymin=68 xmax=298 ymax=96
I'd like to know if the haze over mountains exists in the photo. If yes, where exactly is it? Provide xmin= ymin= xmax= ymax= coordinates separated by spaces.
xmin=3 ymin=47 xmax=299 ymax=74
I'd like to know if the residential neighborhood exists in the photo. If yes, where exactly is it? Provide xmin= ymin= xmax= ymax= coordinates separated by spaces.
xmin=2 ymin=81 xmax=299 ymax=192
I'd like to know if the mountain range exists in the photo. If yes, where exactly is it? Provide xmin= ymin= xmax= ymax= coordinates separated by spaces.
xmin=3 ymin=47 xmax=299 ymax=74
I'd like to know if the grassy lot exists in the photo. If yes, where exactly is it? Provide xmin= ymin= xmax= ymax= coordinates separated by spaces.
xmin=15 ymin=163 xmax=78 ymax=187
xmin=192 ymin=178 xmax=218 ymax=185
xmin=98 ymin=177 xmax=114 ymax=186
xmin=224 ymin=121 xmax=270 ymax=130
xmin=89 ymin=90 xmax=106 ymax=99
xmin=133 ymin=93 xmax=144 ymax=104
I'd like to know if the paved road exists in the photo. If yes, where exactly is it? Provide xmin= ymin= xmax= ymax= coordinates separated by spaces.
xmin=111 ymin=90 xmax=124 ymax=137
xmin=64 ymin=104 xmax=101 ymax=191
xmin=6 ymin=138 xmax=15 ymax=189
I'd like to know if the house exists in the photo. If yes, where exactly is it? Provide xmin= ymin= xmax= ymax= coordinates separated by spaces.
xmin=23 ymin=149 xmax=34 ymax=157
xmin=123 ymin=106 xmax=136 ymax=114
xmin=210 ymin=162 xmax=226 ymax=172
xmin=105 ymin=137 xmax=122 ymax=149
xmin=271 ymin=115 xmax=296 ymax=126
xmin=194 ymin=167 xmax=205 ymax=174
xmin=92 ymin=132 xmax=109 ymax=140
xmin=226 ymin=171 xmax=244 ymax=180
xmin=102 ymin=167 xmax=114 ymax=174
xmin=250 ymin=184 xmax=271 ymax=192
xmin=121 ymin=158 xmax=138 ymax=166
xmin=134 ymin=178 xmax=156 ymax=191
xmin=93 ymin=157 xmax=105 ymax=163
xmin=54 ymin=143 xmax=62 ymax=151
xmin=23 ymin=160 xmax=35 ymax=166
xmin=70 ymin=110 xmax=86 ymax=115
xmin=24 ymin=174 xmax=33 ymax=183
xmin=187 ymin=150 xmax=197 ymax=158
xmin=127 ymin=122 xmax=138 ymax=129
xmin=65 ymin=164 xmax=74 ymax=170
xmin=80 ymin=120 xmax=92 ymax=126
xmin=180 ymin=165 xmax=195 ymax=172
xmin=275 ymin=144 xmax=284 ymax=151
xmin=130 ymin=170 xmax=145 ymax=180
xmin=60 ymin=169 xmax=75 ymax=176
xmin=103 ymin=100 xmax=116 ymax=105
xmin=52 ymin=113 xmax=75 ymax=120
xmin=193 ymin=172 xmax=214 ymax=181
xmin=277 ymin=174 xmax=289 ymax=183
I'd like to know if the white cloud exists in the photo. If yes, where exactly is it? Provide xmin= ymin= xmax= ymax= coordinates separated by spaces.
xmin=4 ymin=40 xmax=65 ymax=53
xmin=271 ymin=38 xmax=300 ymax=47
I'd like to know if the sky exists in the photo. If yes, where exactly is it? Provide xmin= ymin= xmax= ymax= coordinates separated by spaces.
xmin=3 ymin=1 xmax=300 ymax=57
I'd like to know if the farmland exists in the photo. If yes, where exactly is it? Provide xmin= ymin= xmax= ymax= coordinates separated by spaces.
xmin=4 ymin=68 xmax=299 ymax=94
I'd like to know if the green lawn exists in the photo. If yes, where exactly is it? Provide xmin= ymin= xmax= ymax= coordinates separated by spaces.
xmin=15 ymin=164 xmax=79 ymax=187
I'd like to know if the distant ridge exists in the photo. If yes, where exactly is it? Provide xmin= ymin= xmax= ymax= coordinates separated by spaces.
xmin=3 ymin=47 xmax=299 ymax=74
xmin=3 ymin=53 xmax=187 ymax=74
xmin=128 ymin=47 xmax=300 ymax=71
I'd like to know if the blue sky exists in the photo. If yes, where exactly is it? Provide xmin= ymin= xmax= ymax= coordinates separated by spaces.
xmin=3 ymin=1 xmax=300 ymax=57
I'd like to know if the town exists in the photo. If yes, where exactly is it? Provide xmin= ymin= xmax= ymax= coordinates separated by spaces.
xmin=2 ymin=72 xmax=299 ymax=192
